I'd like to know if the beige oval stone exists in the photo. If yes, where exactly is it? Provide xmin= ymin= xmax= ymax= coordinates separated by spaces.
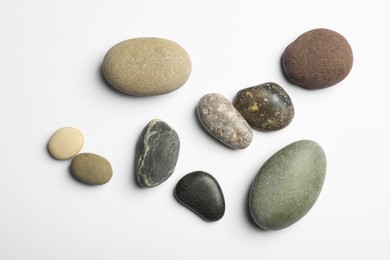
xmin=48 ymin=127 xmax=84 ymax=160
xmin=102 ymin=37 xmax=192 ymax=96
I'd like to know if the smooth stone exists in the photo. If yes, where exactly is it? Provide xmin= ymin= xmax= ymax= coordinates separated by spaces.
xmin=249 ymin=140 xmax=326 ymax=230
xmin=282 ymin=28 xmax=353 ymax=89
xmin=135 ymin=119 xmax=180 ymax=187
xmin=175 ymin=171 xmax=225 ymax=222
xmin=48 ymin=127 xmax=84 ymax=160
xmin=70 ymin=153 xmax=113 ymax=185
xmin=197 ymin=93 xmax=253 ymax=149
xmin=102 ymin=37 xmax=191 ymax=96
xmin=233 ymin=82 xmax=294 ymax=131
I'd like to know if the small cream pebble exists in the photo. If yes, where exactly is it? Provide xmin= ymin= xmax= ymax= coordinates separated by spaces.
xmin=48 ymin=127 xmax=84 ymax=160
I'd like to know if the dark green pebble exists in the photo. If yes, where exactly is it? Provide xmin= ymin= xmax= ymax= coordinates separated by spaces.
xmin=175 ymin=171 xmax=225 ymax=222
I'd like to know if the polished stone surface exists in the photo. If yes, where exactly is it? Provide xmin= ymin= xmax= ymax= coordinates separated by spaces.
xmin=135 ymin=119 xmax=180 ymax=187
xmin=249 ymin=140 xmax=326 ymax=230
xmin=175 ymin=171 xmax=225 ymax=222
xmin=233 ymin=82 xmax=294 ymax=131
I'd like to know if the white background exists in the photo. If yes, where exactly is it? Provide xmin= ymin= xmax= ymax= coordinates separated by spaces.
xmin=1 ymin=0 xmax=389 ymax=259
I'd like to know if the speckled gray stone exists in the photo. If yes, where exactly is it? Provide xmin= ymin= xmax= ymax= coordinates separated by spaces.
xmin=282 ymin=28 xmax=353 ymax=89
xmin=233 ymin=82 xmax=294 ymax=131
xmin=175 ymin=171 xmax=225 ymax=222
xmin=197 ymin=93 xmax=253 ymax=149
xmin=102 ymin=37 xmax=191 ymax=96
xmin=135 ymin=119 xmax=180 ymax=187
xmin=70 ymin=153 xmax=113 ymax=185
xmin=249 ymin=140 xmax=326 ymax=230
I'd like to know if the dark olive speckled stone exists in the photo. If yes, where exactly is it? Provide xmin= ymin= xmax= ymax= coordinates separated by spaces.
xmin=249 ymin=140 xmax=326 ymax=230
xmin=175 ymin=171 xmax=225 ymax=222
xmin=135 ymin=119 xmax=180 ymax=187
xmin=233 ymin=82 xmax=294 ymax=131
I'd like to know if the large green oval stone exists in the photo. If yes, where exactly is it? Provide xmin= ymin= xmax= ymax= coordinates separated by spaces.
xmin=249 ymin=140 xmax=326 ymax=230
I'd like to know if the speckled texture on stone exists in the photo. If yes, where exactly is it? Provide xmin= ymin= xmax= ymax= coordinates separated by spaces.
xmin=135 ymin=119 xmax=180 ymax=187
xmin=175 ymin=171 xmax=225 ymax=222
xmin=197 ymin=93 xmax=253 ymax=149
xmin=249 ymin=140 xmax=326 ymax=230
xmin=282 ymin=28 xmax=353 ymax=89
xmin=102 ymin=37 xmax=191 ymax=96
xmin=70 ymin=153 xmax=113 ymax=185
xmin=48 ymin=127 xmax=84 ymax=160
xmin=233 ymin=82 xmax=294 ymax=131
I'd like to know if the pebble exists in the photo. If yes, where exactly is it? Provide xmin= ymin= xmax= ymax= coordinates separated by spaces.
xmin=282 ymin=28 xmax=353 ymax=89
xmin=233 ymin=82 xmax=294 ymax=131
xmin=175 ymin=171 xmax=225 ymax=222
xmin=70 ymin=153 xmax=113 ymax=185
xmin=249 ymin=140 xmax=326 ymax=230
xmin=197 ymin=93 xmax=253 ymax=149
xmin=48 ymin=127 xmax=84 ymax=160
xmin=102 ymin=37 xmax=191 ymax=96
xmin=135 ymin=119 xmax=180 ymax=187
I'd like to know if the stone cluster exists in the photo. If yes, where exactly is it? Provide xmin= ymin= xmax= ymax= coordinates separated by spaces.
xmin=48 ymin=28 xmax=352 ymax=229
xmin=48 ymin=126 xmax=113 ymax=185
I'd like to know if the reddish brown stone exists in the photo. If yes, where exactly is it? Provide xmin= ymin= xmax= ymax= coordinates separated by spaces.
xmin=282 ymin=28 xmax=353 ymax=90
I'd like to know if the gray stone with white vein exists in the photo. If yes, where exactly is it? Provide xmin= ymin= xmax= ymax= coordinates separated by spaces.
xmin=135 ymin=119 xmax=180 ymax=187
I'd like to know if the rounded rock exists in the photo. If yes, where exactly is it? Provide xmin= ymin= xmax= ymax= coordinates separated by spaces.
xmin=282 ymin=28 xmax=353 ymax=89
xmin=175 ymin=171 xmax=225 ymax=222
xmin=233 ymin=82 xmax=294 ymax=131
xmin=135 ymin=119 xmax=180 ymax=187
xmin=102 ymin=37 xmax=191 ymax=96
xmin=249 ymin=140 xmax=326 ymax=230
xmin=197 ymin=93 xmax=253 ymax=149
xmin=48 ymin=127 xmax=84 ymax=160
xmin=70 ymin=153 xmax=113 ymax=185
